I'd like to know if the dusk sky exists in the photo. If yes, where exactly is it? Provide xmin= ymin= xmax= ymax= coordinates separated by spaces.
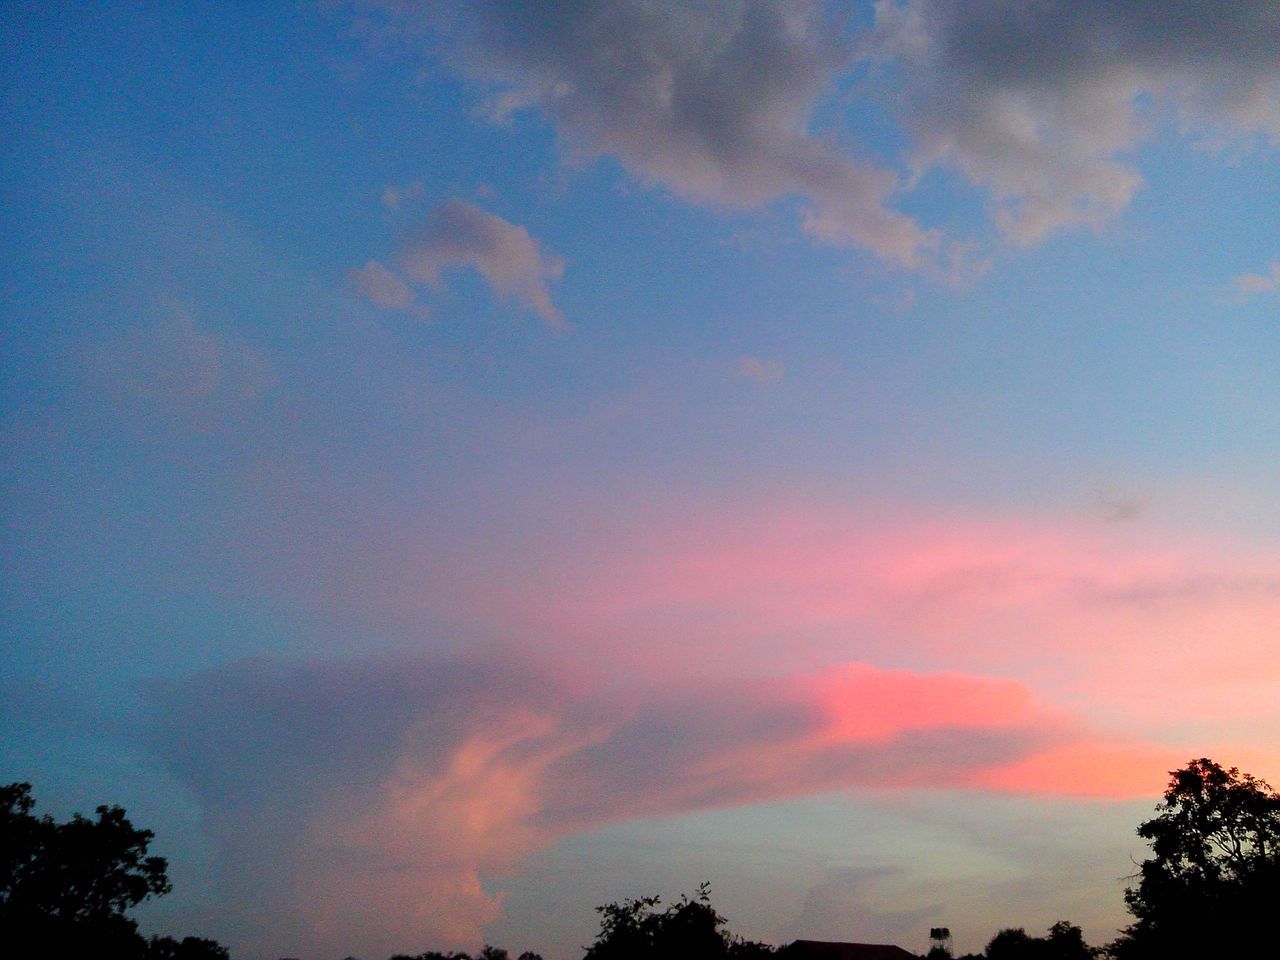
xmin=2 ymin=2 xmax=1279 ymax=958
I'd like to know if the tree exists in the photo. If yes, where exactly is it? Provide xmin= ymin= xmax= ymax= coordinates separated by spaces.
xmin=1112 ymin=757 xmax=1280 ymax=959
xmin=985 ymin=928 xmax=1035 ymax=960
xmin=1 ymin=781 xmax=229 ymax=959
xmin=583 ymin=884 xmax=773 ymax=960
xmin=146 ymin=936 xmax=231 ymax=960
xmin=984 ymin=923 xmax=1094 ymax=960
xmin=1041 ymin=922 xmax=1092 ymax=960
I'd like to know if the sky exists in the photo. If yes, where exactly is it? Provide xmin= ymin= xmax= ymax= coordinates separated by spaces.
xmin=2 ymin=2 xmax=1279 ymax=957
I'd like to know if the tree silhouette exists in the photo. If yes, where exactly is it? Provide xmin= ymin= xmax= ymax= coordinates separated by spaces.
xmin=1111 ymin=757 xmax=1280 ymax=959
xmin=983 ymin=922 xmax=1094 ymax=960
xmin=146 ymin=936 xmax=231 ymax=960
xmin=1 ymin=781 xmax=229 ymax=959
xmin=388 ymin=946 xmax=543 ymax=960
xmin=583 ymin=884 xmax=773 ymax=960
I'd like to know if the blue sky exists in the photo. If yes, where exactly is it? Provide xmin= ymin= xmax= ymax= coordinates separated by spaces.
xmin=3 ymin=3 xmax=1280 ymax=958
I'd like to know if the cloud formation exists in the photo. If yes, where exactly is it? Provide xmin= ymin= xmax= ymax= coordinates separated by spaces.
xmin=89 ymin=305 xmax=272 ymax=433
xmin=735 ymin=355 xmax=785 ymax=384
xmin=399 ymin=0 xmax=931 ymax=266
xmin=376 ymin=2 xmax=1278 ymax=259
xmin=874 ymin=0 xmax=1280 ymax=244
xmin=1236 ymin=260 xmax=1280 ymax=296
xmin=146 ymin=654 xmax=1161 ymax=957
xmin=354 ymin=199 xmax=565 ymax=324
xmin=350 ymin=260 xmax=415 ymax=311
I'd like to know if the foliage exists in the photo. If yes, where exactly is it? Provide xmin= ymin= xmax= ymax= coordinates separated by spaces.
xmin=984 ymin=922 xmax=1094 ymax=960
xmin=1 ymin=781 xmax=229 ymax=960
xmin=389 ymin=948 xmax=543 ymax=960
xmin=146 ymin=936 xmax=232 ymax=960
xmin=1 ymin=781 xmax=170 ymax=922
xmin=583 ymin=883 xmax=773 ymax=960
xmin=1111 ymin=757 xmax=1280 ymax=959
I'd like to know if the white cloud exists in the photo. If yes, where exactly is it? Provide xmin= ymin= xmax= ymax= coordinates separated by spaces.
xmin=873 ymin=0 xmax=1280 ymax=244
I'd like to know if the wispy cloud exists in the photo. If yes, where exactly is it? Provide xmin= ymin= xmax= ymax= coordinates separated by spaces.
xmin=735 ymin=355 xmax=785 ymax=384
xmin=89 ymin=304 xmax=272 ymax=430
xmin=1235 ymin=260 xmax=1280 ymax=297
xmin=350 ymin=260 xmax=416 ymax=311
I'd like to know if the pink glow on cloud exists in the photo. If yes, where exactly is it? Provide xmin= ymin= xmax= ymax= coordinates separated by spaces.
xmin=473 ymin=504 xmax=1280 ymax=726
xmin=202 ymin=485 xmax=1280 ymax=954
xmin=233 ymin=485 xmax=1280 ymax=749
xmin=969 ymin=741 xmax=1186 ymax=798
xmin=155 ymin=652 xmax=1191 ymax=955
xmin=812 ymin=664 xmax=1043 ymax=743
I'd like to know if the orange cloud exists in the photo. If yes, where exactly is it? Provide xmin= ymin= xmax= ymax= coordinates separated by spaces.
xmin=970 ymin=741 xmax=1186 ymax=799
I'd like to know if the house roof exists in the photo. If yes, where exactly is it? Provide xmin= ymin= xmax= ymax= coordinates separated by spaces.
xmin=786 ymin=940 xmax=918 ymax=960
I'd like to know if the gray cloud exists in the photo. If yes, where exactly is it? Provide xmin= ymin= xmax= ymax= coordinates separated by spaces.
xmin=399 ymin=198 xmax=566 ymax=324
xmin=350 ymin=259 xmax=416 ymax=311
xmin=874 ymin=0 xmax=1280 ymax=244
xmin=396 ymin=0 xmax=932 ymax=266
xmin=376 ymin=2 xmax=1277 ymax=262
xmin=355 ymin=199 xmax=565 ymax=324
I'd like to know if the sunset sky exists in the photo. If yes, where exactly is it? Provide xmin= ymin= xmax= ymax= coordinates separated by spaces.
xmin=2 ymin=2 xmax=1279 ymax=958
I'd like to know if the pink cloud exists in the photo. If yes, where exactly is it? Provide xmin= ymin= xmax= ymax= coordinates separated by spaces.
xmin=151 ymin=653 xmax=1180 ymax=957
xmin=226 ymin=483 xmax=1280 ymax=747
xmin=969 ymin=741 xmax=1185 ymax=798
xmin=456 ymin=505 xmax=1280 ymax=732
xmin=195 ymin=486 xmax=1280 ymax=954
